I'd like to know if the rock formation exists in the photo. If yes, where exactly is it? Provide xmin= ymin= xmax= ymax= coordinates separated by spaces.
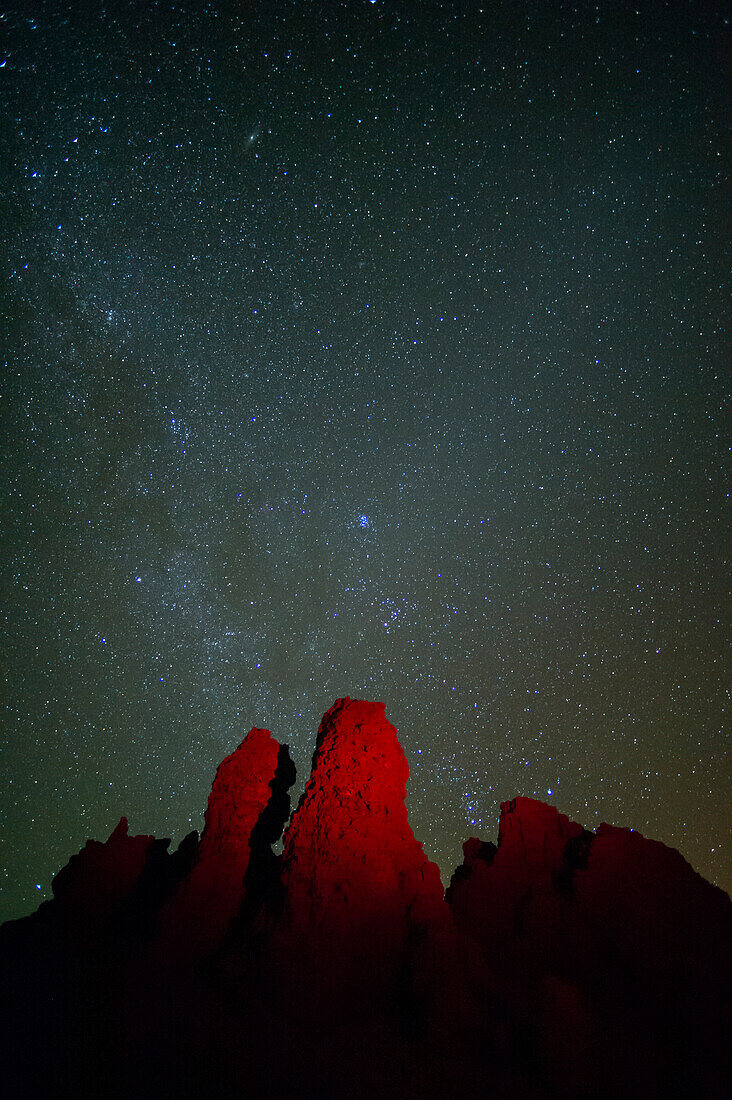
xmin=267 ymin=698 xmax=470 ymax=1095
xmin=158 ymin=726 xmax=295 ymax=960
xmin=447 ymin=797 xmax=732 ymax=1097
xmin=2 ymin=699 xmax=729 ymax=1099
xmin=278 ymin=699 xmax=446 ymax=985
xmin=43 ymin=816 xmax=157 ymax=936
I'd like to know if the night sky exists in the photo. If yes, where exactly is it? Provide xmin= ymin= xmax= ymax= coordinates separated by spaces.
xmin=2 ymin=1 xmax=728 ymax=923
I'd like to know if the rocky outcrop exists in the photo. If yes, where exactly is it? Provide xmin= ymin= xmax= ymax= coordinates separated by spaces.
xmin=0 ymin=818 xmax=168 ymax=1097
xmin=447 ymin=796 xmax=587 ymax=947
xmin=1 ymin=816 xmax=160 ymax=949
xmin=572 ymin=822 xmax=732 ymax=1097
xmin=281 ymin=698 xmax=444 ymax=931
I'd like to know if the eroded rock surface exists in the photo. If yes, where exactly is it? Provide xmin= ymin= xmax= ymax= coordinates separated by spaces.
xmin=277 ymin=698 xmax=448 ymax=1006
xmin=282 ymin=698 xmax=444 ymax=928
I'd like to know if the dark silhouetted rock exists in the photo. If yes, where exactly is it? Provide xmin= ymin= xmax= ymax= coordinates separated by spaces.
xmin=571 ymin=822 xmax=732 ymax=1097
xmin=54 ymin=815 xmax=153 ymax=915
xmin=0 ymin=817 xmax=162 ymax=1096
xmin=447 ymin=797 xmax=732 ymax=1098
xmin=448 ymin=797 xmax=586 ymax=945
xmin=13 ymin=816 xmax=158 ymax=946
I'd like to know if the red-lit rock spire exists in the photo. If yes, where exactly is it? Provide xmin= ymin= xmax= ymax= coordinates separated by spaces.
xmin=160 ymin=726 xmax=292 ymax=959
xmin=277 ymin=697 xmax=448 ymax=998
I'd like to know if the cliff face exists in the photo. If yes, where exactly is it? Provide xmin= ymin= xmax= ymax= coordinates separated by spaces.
xmin=2 ymin=699 xmax=730 ymax=1100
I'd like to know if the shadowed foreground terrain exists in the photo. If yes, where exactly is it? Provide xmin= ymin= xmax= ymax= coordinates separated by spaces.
xmin=2 ymin=698 xmax=729 ymax=1098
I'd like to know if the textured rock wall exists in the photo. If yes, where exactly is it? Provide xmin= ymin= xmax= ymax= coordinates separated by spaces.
xmin=276 ymin=698 xmax=449 ymax=1012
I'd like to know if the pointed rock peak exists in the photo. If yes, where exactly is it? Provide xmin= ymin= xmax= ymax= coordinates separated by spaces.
xmin=305 ymin=695 xmax=409 ymax=796
xmin=157 ymin=729 xmax=295 ymax=959
xmin=281 ymin=698 xmax=445 ymax=937
xmin=201 ymin=726 xmax=284 ymax=860
xmin=109 ymin=816 xmax=130 ymax=841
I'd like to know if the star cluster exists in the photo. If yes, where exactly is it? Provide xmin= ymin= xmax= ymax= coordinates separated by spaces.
xmin=2 ymin=1 xmax=728 ymax=920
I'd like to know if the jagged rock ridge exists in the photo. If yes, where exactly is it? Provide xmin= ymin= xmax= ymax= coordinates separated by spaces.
xmin=2 ymin=698 xmax=729 ymax=1099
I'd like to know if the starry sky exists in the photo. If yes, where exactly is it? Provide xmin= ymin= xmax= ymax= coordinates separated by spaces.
xmin=2 ymin=0 xmax=729 ymax=922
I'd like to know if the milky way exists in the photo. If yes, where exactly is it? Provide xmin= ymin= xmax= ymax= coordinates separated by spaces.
xmin=3 ymin=1 xmax=728 ymax=920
